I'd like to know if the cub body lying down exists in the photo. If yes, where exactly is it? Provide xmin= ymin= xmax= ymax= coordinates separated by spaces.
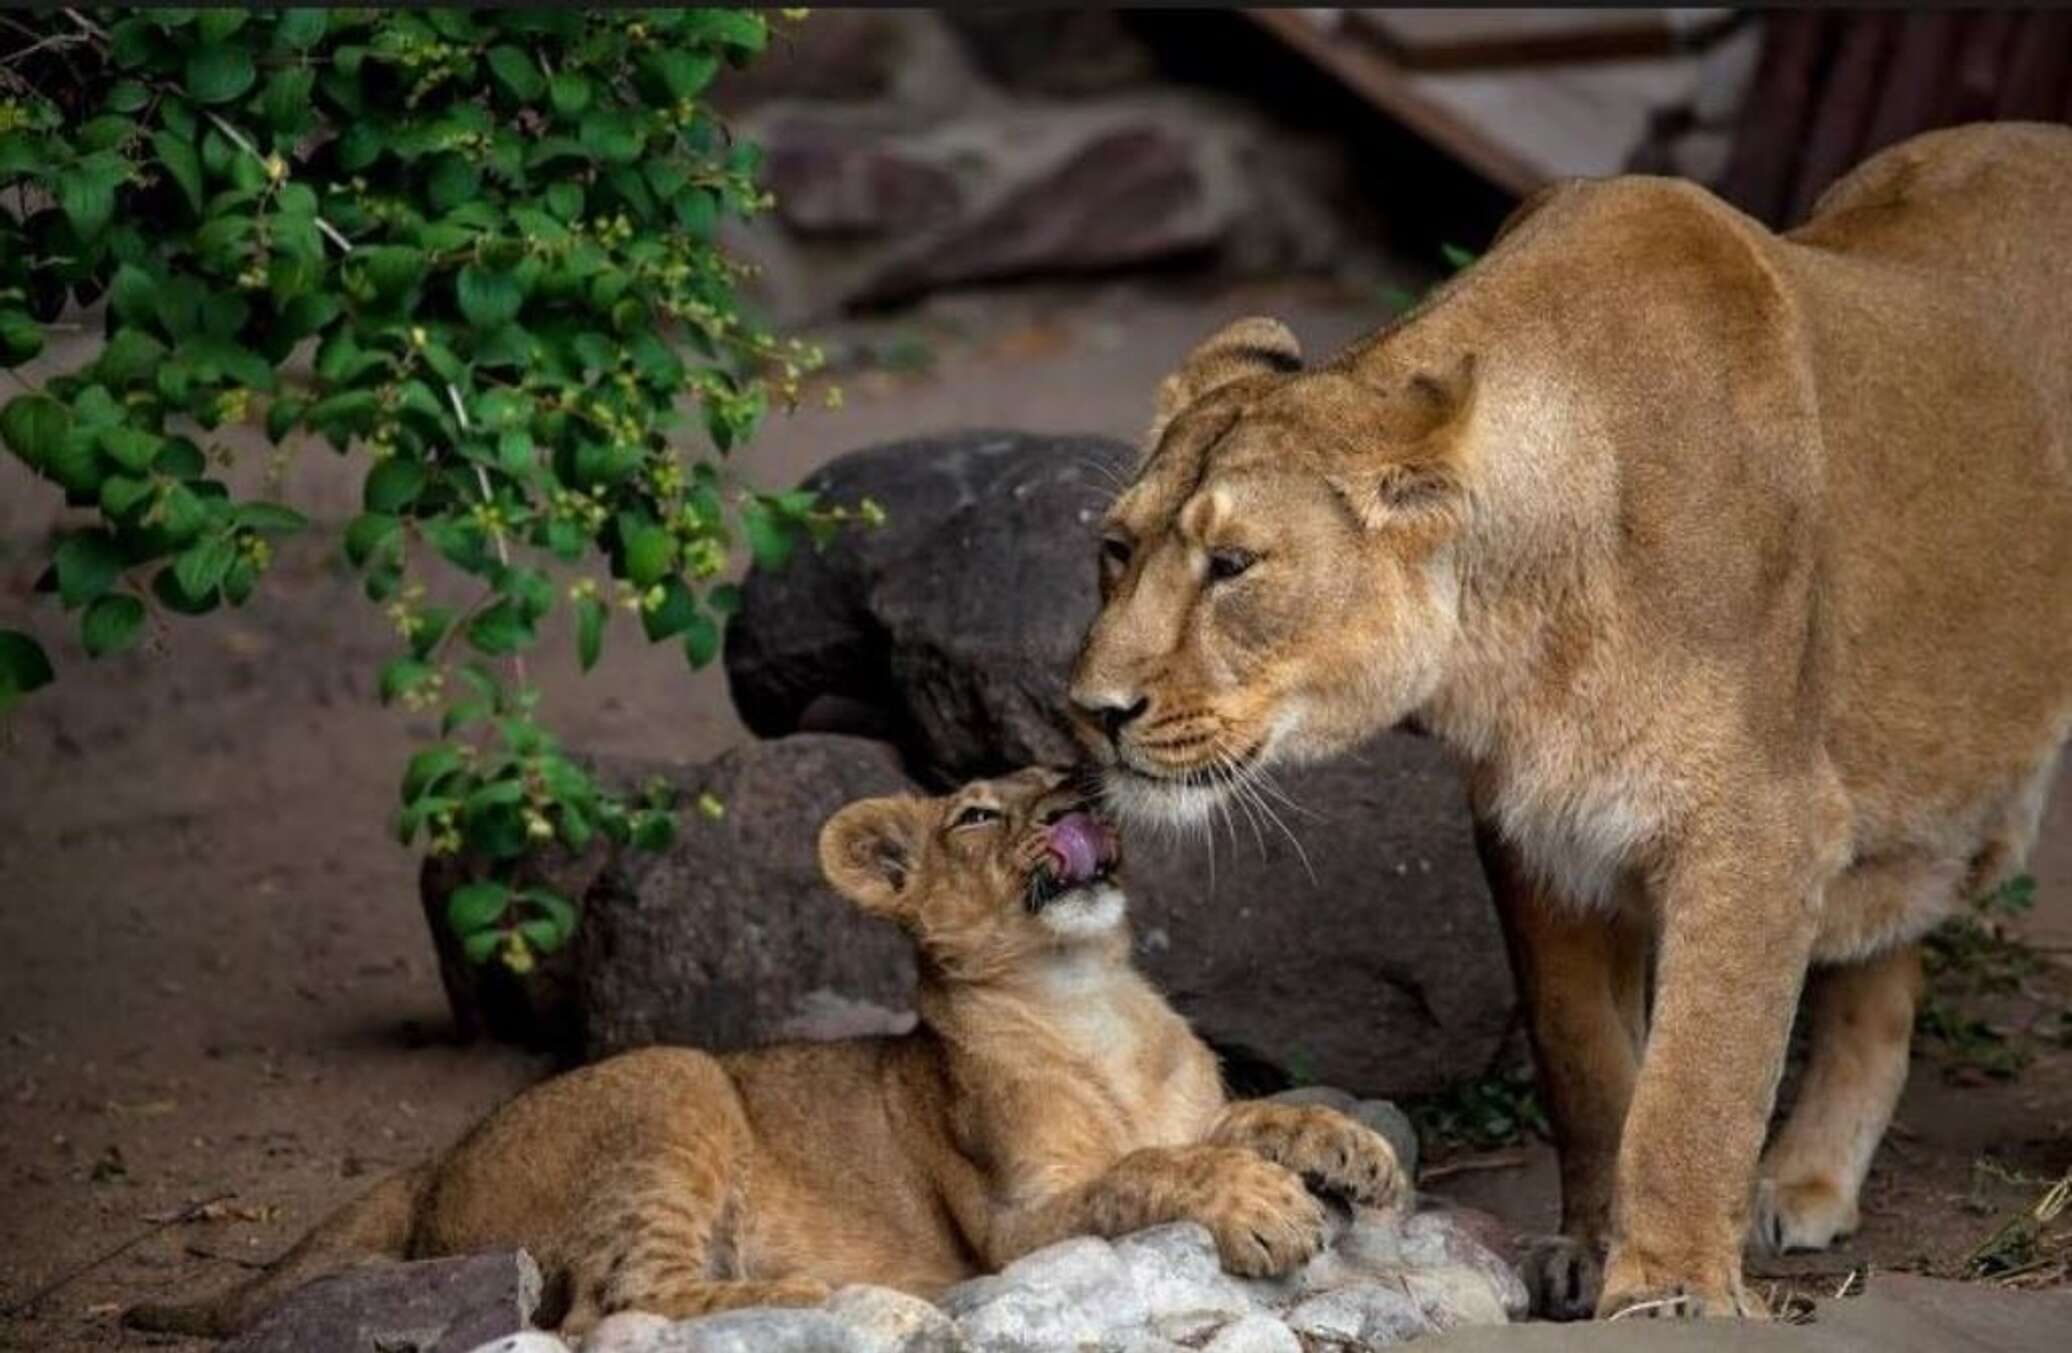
xmin=130 ymin=768 xmax=1401 ymax=1337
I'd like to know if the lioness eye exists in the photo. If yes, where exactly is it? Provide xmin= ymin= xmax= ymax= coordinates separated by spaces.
xmin=953 ymin=805 xmax=1002 ymax=828
xmin=1100 ymin=536 xmax=1133 ymax=570
xmin=1207 ymin=548 xmax=1255 ymax=582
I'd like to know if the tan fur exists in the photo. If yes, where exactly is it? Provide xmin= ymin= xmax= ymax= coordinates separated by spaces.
xmin=1069 ymin=124 xmax=2072 ymax=1319
xmin=127 ymin=769 xmax=1401 ymax=1339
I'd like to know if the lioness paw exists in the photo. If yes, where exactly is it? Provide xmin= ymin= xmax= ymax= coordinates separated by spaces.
xmin=1597 ymin=1249 xmax=1761 ymax=1321
xmin=1198 ymin=1156 xmax=1327 ymax=1277
xmin=1517 ymin=1234 xmax=1603 ymax=1322
xmin=1750 ymin=1176 xmax=1858 ymax=1255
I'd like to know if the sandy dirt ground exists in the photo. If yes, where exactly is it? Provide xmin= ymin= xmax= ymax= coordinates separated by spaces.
xmin=3 ymin=277 xmax=2067 ymax=1350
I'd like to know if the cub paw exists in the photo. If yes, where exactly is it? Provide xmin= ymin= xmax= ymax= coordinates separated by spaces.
xmin=1598 ymin=1248 xmax=1761 ymax=1321
xmin=1750 ymin=1175 xmax=1858 ymax=1255
xmin=1236 ymin=1106 xmax=1406 ymax=1212
xmin=1516 ymin=1233 xmax=1603 ymax=1322
xmin=1196 ymin=1154 xmax=1327 ymax=1278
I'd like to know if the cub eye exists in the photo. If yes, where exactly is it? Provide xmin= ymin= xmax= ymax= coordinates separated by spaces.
xmin=1100 ymin=536 xmax=1133 ymax=570
xmin=1207 ymin=548 xmax=1256 ymax=583
xmin=952 ymin=805 xmax=1002 ymax=829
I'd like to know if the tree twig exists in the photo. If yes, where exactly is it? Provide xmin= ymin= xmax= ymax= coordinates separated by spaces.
xmin=0 ymin=1192 xmax=233 ymax=1318
xmin=201 ymin=110 xmax=353 ymax=254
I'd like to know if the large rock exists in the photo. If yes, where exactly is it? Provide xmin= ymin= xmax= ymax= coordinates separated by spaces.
xmin=576 ymin=736 xmax=922 ymax=1061
xmin=725 ymin=431 xmax=1129 ymax=785
xmin=223 ymin=1250 xmax=540 ymax=1353
xmin=725 ymin=432 xmax=1513 ymax=1095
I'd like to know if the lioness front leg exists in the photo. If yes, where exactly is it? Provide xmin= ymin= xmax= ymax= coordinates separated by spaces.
xmin=1478 ymin=821 xmax=1650 ymax=1320
xmin=1207 ymin=1102 xmax=1405 ymax=1212
xmin=1600 ymin=831 xmax=1821 ymax=1319
xmin=991 ymin=1145 xmax=1326 ymax=1278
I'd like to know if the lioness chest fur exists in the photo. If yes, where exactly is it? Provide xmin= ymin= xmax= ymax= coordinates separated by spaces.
xmin=128 ymin=769 xmax=1402 ymax=1339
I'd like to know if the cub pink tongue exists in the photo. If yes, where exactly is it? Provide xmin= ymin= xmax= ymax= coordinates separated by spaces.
xmin=1046 ymin=813 xmax=1104 ymax=884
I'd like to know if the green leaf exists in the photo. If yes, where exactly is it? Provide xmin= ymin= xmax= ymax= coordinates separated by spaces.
xmin=344 ymin=511 xmax=402 ymax=567
xmin=363 ymin=458 xmax=427 ymax=513
xmin=683 ymin=611 xmax=720 ymax=669
xmin=620 ymin=516 xmax=676 ymax=587
xmin=2 ymin=395 xmax=72 ymax=470
xmin=99 ymin=426 xmax=163 ymax=473
xmin=1441 ymin=243 xmax=1479 ymax=273
xmin=174 ymin=534 xmax=236 ymax=599
xmin=487 ymin=45 xmax=545 ymax=101
xmin=261 ymin=67 xmax=317 ymax=132
xmin=544 ymin=181 xmax=584 ymax=223
xmin=446 ymin=880 xmax=511 ymax=935
xmin=643 ymin=49 xmax=720 ymax=100
xmin=274 ymin=9 xmax=330 ymax=50
xmin=456 ymin=266 xmax=523 ymax=328
xmin=548 ymin=71 xmax=592 ymax=116
xmin=81 ymin=594 xmax=146 ymax=658
xmin=0 ymin=629 xmax=55 ymax=714
xmin=57 ymin=154 xmax=127 ymax=241
xmin=640 ymin=577 xmax=696 ymax=643
xmin=575 ymin=595 xmax=605 ymax=672
xmin=630 ymin=809 xmax=675 ymax=851
xmin=151 ymin=131 xmax=205 ymax=215
xmin=233 ymin=502 xmax=308 ymax=534
xmin=462 ymin=929 xmax=503 ymax=963
xmin=402 ymin=745 xmax=465 ymax=803
xmin=55 ymin=532 xmax=124 ymax=609
xmin=426 ymin=154 xmax=481 ymax=213
xmin=740 ymin=502 xmax=795 ymax=571
xmin=186 ymin=44 xmax=258 ymax=104
xmin=107 ymin=80 xmax=151 ymax=114
xmin=378 ymin=656 xmax=432 ymax=704
xmin=100 ymin=474 xmax=155 ymax=518
xmin=97 ymin=328 xmax=166 ymax=386
xmin=466 ymin=601 xmax=533 ymax=656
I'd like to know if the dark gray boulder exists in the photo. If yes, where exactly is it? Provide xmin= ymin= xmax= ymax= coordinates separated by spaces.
xmin=576 ymin=735 xmax=922 ymax=1062
xmin=724 ymin=430 xmax=1130 ymax=786
xmin=220 ymin=1250 xmax=539 ymax=1353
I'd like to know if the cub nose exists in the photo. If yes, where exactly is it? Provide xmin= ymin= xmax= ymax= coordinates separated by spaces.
xmin=1071 ymin=691 xmax=1149 ymax=745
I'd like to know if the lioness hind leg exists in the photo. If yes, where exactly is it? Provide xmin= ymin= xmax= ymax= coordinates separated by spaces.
xmin=1753 ymin=943 xmax=1921 ymax=1254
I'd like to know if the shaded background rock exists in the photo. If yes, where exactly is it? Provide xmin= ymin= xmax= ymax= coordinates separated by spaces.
xmin=575 ymin=736 xmax=921 ymax=1062
xmin=727 ymin=431 xmax=1514 ymax=1096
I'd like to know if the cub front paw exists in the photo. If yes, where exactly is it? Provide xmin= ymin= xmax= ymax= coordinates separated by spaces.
xmin=1196 ymin=1154 xmax=1327 ymax=1278
xmin=1218 ymin=1103 xmax=1406 ymax=1211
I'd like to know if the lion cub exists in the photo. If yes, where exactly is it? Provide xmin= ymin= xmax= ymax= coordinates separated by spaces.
xmin=130 ymin=767 xmax=1402 ymax=1338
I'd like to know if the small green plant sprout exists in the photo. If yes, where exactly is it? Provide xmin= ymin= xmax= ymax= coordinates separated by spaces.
xmin=1378 ymin=240 xmax=1480 ymax=318
xmin=0 ymin=9 xmax=844 ymax=971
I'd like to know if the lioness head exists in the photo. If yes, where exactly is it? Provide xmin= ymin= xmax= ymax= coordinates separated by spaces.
xmin=1068 ymin=317 xmax=1475 ymax=827
xmin=819 ymin=768 xmax=1126 ymax=977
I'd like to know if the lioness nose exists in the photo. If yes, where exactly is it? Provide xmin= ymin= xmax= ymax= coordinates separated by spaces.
xmin=1074 ymin=692 xmax=1149 ymax=743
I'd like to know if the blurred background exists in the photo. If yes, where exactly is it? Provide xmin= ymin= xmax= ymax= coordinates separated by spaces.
xmin=5 ymin=9 xmax=2070 ymax=1349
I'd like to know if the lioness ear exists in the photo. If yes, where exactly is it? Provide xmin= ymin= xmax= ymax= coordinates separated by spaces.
xmin=819 ymin=796 xmax=928 ymax=920
xmin=1147 ymin=316 xmax=1304 ymax=447
xmin=1336 ymin=354 xmax=1478 ymax=530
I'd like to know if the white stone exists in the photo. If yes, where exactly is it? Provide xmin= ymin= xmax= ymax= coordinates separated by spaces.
xmin=826 ymin=1283 xmax=967 ymax=1353
xmin=578 ymin=1311 xmax=671 ymax=1353
xmin=1201 ymin=1313 xmax=1302 ymax=1353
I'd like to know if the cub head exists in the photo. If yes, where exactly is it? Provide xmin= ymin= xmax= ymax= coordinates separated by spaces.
xmin=818 ymin=767 xmax=1127 ymax=979
xmin=1068 ymin=316 xmax=1476 ymax=828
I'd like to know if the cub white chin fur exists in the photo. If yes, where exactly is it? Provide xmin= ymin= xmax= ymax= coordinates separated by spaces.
xmin=1038 ymin=881 xmax=1127 ymax=938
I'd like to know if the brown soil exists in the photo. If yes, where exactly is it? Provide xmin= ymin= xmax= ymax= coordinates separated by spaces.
xmin=3 ymin=278 xmax=2067 ymax=1351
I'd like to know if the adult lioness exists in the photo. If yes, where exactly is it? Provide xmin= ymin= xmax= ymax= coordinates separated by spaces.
xmin=129 ymin=769 xmax=1401 ymax=1339
xmin=1068 ymin=123 xmax=2071 ymax=1320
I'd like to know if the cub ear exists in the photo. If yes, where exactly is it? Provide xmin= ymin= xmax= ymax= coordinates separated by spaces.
xmin=1148 ymin=316 xmax=1304 ymax=447
xmin=819 ymin=796 xmax=929 ymax=920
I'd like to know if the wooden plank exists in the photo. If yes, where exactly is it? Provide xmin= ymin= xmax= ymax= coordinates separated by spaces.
xmin=1349 ymin=7 xmax=1699 ymax=71
xmin=1243 ymin=9 xmax=1547 ymax=195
